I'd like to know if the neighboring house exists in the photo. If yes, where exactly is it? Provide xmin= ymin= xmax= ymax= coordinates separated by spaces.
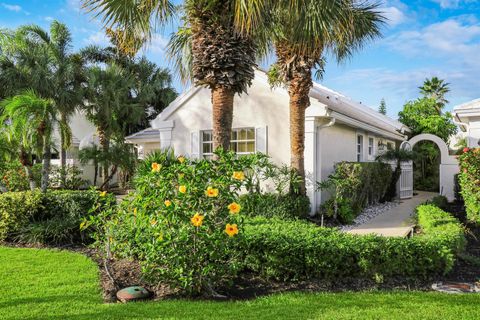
xmin=453 ymin=99 xmax=480 ymax=148
xmin=51 ymin=110 xmax=117 ymax=186
xmin=126 ymin=70 xmax=410 ymax=214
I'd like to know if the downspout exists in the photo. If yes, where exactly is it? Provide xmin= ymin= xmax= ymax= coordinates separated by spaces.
xmin=315 ymin=116 xmax=336 ymax=222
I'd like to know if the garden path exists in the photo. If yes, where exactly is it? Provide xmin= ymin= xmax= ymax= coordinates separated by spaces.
xmin=346 ymin=191 xmax=437 ymax=237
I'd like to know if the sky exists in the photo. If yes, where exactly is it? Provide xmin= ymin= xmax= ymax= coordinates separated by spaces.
xmin=1 ymin=0 xmax=480 ymax=118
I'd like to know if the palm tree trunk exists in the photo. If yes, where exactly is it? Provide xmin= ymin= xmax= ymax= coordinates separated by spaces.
xmin=41 ymin=140 xmax=52 ymax=193
xmin=288 ymin=73 xmax=312 ymax=195
xmin=24 ymin=166 xmax=36 ymax=191
xmin=60 ymin=113 xmax=68 ymax=188
xmin=98 ymin=128 xmax=110 ymax=190
xmin=20 ymin=149 xmax=36 ymax=190
xmin=211 ymin=86 xmax=234 ymax=153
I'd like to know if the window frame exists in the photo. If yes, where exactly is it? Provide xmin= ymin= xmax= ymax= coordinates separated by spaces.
xmin=200 ymin=127 xmax=256 ymax=158
xmin=356 ymin=134 xmax=364 ymax=162
xmin=368 ymin=136 xmax=375 ymax=158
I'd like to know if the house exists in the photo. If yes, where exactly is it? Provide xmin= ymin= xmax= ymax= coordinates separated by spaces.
xmin=126 ymin=70 xmax=410 ymax=214
xmin=453 ymin=99 xmax=480 ymax=148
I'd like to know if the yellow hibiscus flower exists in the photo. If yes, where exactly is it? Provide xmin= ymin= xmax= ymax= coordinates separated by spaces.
xmin=228 ymin=202 xmax=241 ymax=214
xmin=151 ymin=162 xmax=161 ymax=172
xmin=178 ymin=156 xmax=186 ymax=163
xmin=133 ymin=208 xmax=137 ymax=216
xmin=164 ymin=200 xmax=172 ymax=207
xmin=179 ymin=185 xmax=187 ymax=193
xmin=225 ymin=224 xmax=239 ymax=237
xmin=99 ymin=191 xmax=107 ymax=197
xmin=190 ymin=213 xmax=204 ymax=227
xmin=205 ymin=186 xmax=219 ymax=198
xmin=232 ymin=171 xmax=245 ymax=181
xmin=150 ymin=219 xmax=157 ymax=226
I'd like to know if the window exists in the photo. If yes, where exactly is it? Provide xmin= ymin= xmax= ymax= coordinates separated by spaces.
xmin=368 ymin=137 xmax=374 ymax=157
xmin=387 ymin=142 xmax=394 ymax=150
xmin=357 ymin=134 xmax=364 ymax=162
xmin=201 ymin=128 xmax=256 ymax=158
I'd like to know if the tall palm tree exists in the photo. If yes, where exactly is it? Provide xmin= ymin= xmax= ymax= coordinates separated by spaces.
xmin=82 ymin=0 xmax=276 ymax=152
xmin=17 ymin=22 xmax=84 ymax=182
xmin=267 ymin=1 xmax=384 ymax=194
xmin=419 ymin=76 xmax=450 ymax=113
xmin=1 ymin=91 xmax=59 ymax=192
xmin=83 ymin=63 xmax=143 ymax=189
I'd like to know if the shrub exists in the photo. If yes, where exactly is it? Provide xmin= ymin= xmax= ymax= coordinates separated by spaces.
xmin=0 ymin=190 xmax=106 ymax=244
xmin=318 ymin=162 xmax=392 ymax=223
xmin=416 ymin=204 xmax=466 ymax=254
xmin=85 ymin=150 xmax=265 ymax=295
xmin=0 ymin=161 xmax=41 ymax=192
xmin=239 ymin=193 xmax=310 ymax=220
xmin=49 ymin=165 xmax=90 ymax=190
xmin=239 ymin=206 xmax=464 ymax=281
xmin=0 ymin=191 xmax=43 ymax=241
xmin=458 ymin=147 xmax=480 ymax=223
xmin=426 ymin=195 xmax=449 ymax=211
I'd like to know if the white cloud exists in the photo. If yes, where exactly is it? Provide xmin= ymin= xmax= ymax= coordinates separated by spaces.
xmin=66 ymin=0 xmax=81 ymax=12
xmin=44 ymin=16 xmax=54 ymax=22
xmin=144 ymin=34 xmax=169 ymax=53
xmin=1 ymin=3 xmax=22 ymax=12
xmin=430 ymin=0 xmax=479 ymax=9
xmin=84 ymin=31 xmax=110 ymax=47
xmin=382 ymin=6 xmax=407 ymax=27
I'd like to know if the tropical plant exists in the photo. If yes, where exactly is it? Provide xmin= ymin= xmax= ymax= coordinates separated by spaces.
xmin=267 ymin=0 xmax=384 ymax=194
xmin=1 ymin=91 xmax=59 ymax=192
xmin=378 ymin=98 xmax=387 ymax=115
xmin=82 ymin=0 xmax=276 ymax=153
xmin=419 ymin=77 xmax=450 ymax=113
xmin=82 ymin=63 xmax=143 ymax=188
xmin=16 ymin=22 xmax=85 ymax=182
xmin=376 ymin=148 xmax=415 ymax=201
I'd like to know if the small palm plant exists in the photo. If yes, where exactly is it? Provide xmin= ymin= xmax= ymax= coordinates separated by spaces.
xmin=1 ymin=91 xmax=59 ymax=192
xmin=376 ymin=148 xmax=416 ymax=201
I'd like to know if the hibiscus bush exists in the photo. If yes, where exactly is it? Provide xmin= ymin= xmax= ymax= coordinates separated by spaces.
xmin=458 ymin=147 xmax=480 ymax=223
xmin=86 ymin=149 xmax=269 ymax=295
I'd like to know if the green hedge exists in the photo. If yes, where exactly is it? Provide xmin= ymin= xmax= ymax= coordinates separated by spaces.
xmin=458 ymin=147 xmax=480 ymax=223
xmin=239 ymin=205 xmax=464 ymax=281
xmin=239 ymin=193 xmax=310 ymax=219
xmin=0 ymin=190 xmax=106 ymax=244
xmin=319 ymin=162 xmax=392 ymax=223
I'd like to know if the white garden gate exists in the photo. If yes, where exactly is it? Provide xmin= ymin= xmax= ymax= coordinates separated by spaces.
xmin=398 ymin=133 xmax=459 ymax=201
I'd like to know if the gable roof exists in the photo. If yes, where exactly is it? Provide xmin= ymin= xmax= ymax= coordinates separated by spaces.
xmin=150 ymin=70 xmax=408 ymax=139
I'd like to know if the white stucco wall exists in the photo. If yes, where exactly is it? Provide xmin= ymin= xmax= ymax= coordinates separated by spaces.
xmin=163 ymin=73 xmax=292 ymax=166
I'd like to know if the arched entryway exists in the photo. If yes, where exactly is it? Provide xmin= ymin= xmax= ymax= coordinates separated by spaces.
xmin=399 ymin=133 xmax=459 ymax=201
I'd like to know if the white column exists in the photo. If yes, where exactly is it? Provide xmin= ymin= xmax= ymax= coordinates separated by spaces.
xmin=156 ymin=120 xmax=175 ymax=151
xmin=304 ymin=116 xmax=317 ymax=216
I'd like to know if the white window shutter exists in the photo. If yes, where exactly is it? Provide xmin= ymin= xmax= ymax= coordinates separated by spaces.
xmin=255 ymin=126 xmax=268 ymax=154
xmin=190 ymin=131 xmax=200 ymax=159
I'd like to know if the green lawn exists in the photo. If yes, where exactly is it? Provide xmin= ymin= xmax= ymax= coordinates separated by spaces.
xmin=0 ymin=247 xmax=479 ymax=320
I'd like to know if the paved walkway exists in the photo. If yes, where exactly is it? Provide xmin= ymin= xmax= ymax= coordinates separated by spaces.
xmin=346 ymin=191 xmax=437 ymax=237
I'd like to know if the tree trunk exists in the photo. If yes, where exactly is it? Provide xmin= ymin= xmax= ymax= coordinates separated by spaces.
xmin=41 ymin=140 xmax=52 ymax=193
xmin=211 ymin=86 xmax=234 ymax=153
xmin=59 ymin=113 xmax=68 ymax=188
xmin=98 ymin=128 xmax=110 ymax=190
xmin=24 ymin=166 xmax=36 ymax=191
xmin=100 ymin=165 xmax=118 ymax=191
xmin=288 ymin=73 xmax=312 ymax=195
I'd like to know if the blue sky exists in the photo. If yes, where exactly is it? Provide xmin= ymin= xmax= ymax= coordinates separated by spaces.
xmin=1 ymin=0 xmax=480 ymax=118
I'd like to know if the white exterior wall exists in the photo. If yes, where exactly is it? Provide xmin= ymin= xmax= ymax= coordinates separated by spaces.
xmin=163 ymin=74 xmax=292 ymax=166
xmin=466 ymin=116 xmax=480 ymax=147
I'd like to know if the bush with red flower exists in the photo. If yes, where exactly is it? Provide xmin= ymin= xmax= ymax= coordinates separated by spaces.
xmin=85 ymin=149 xmax=269 ymax=295
xmin=458 ymin=147 xmax=480 ymax=223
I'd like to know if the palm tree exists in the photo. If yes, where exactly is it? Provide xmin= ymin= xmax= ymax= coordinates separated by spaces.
xmin=82 ymin=0 xmax=275 ymax=152
xmin=376 ymin=148 xmax=415 ymax=201
xmin=267 ymin=1 xmax=384 ymax=194
xmin=83 ymin=63 xmax=143 ymax=189
xmin=17 ymin=22 xmax=84 ymax=184
xmin=1 ymin=91 xmax=59 ymax=192
xmin=419 ymin=77 xmax=450 ymax=113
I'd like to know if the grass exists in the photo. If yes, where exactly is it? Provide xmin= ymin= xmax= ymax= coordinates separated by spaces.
xmin=0 ymin=247 xmax=479 ymax=320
